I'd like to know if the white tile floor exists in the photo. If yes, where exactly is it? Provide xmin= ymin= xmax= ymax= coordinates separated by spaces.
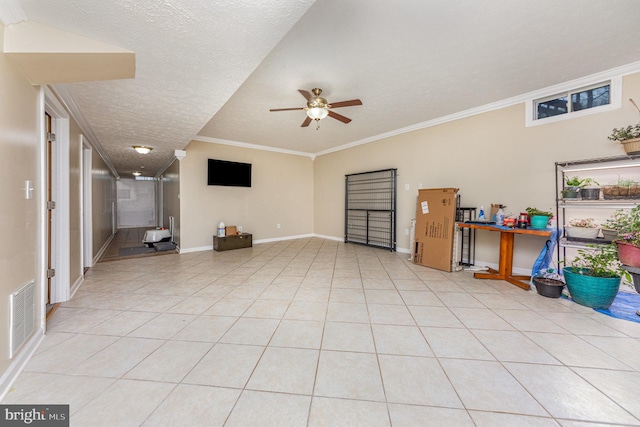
xmin=5 ymin=237 xmax=640 ymax=426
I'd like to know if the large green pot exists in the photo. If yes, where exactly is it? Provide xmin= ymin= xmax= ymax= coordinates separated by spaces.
xmin=530 ymin=215 xmax=549 ymax=230
xmin=563 ymin=267 xmax=621 ymax=309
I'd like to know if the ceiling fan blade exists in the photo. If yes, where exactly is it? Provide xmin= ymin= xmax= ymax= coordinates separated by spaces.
xmin=298 ymin=89 xmax=312 ymax=101
xmin=301 ymin=116 xmax=312 ymax=127
xmin=328 ymin=110 xmax=352 ymax=124
xmin=270 ymin=107 xmax=305 ymax=112
xmin=329 ymin=99 xmax=362 ymax=108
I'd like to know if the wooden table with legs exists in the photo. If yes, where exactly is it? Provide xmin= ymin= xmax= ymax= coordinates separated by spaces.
xmin=456 ymin=223 xmax=553 ymax=290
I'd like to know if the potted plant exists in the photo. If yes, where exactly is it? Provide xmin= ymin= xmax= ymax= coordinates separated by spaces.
xmin=526 ymin=207 xmax=553 ymax=230
xmin=565 ymin=218 xmax=600 ymax=240
xmin=602 ymin=177 xmax=640 ymax=199
xmin=580 ymin=177 xmax=601 ymax=200
xmin=563 ymin=243 xmax=622 ymax=309
xmin=608 ymin=123 xmax=640 ymax=155
xmin=562 ymin=176 xmax=583 ymax=199
xmin=532 ymin=268 xmax=565 ymax=298
xmin=601 ymin=206 xmax=640 ymax=267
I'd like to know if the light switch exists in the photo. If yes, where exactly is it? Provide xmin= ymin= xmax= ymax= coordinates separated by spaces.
xmin=404 ymin=184 xmax=410 ymax=191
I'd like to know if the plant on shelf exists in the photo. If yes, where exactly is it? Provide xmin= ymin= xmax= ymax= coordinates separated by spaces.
xmin=563 ymin=243 xmax=622 ymax=309
xmin=604 ymin=206 xmax=640 ymax=236
xmin=565 ymin=218 xmax=600 ymax=240
xmin=608 ymin=123 xmax=640 ymax=142
xmin=565 ymin=176 xmax=583 ymax=187
xmin=609 ymin=123 xmax=640 ymax=155
xmin=567 ymin=218 xmax=599 ymax=228
xmin=526 ymin=207 xmax=553 ymax=229
xmin=603 ymin=205 xmax=640 ymax=268
xmin=562 ymin=176 xmax=582 ymax=199
xmin=602 ymin=177 xmax=640 ymax=200
xmin=580 ymin=177 xmax=601 ymax=200
xmin=608 ymin=99 xmax=640 ymax=154
xmin=580 ymin=177 xmax=600 ymax=187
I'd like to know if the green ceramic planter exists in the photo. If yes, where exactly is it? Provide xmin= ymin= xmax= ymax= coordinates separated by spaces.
xmin=530 ymin=215 xmax=549 ymax=230
xmin=563 ymin=267 xmax=621 ymax=309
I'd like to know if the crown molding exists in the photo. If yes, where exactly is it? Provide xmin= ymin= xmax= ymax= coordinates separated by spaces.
xmin=193 ymin=135 xmax=315 ymax=159
xmin=49 ymin=84 xmax=120 ymax=178
xmin=315 ymin=60 xmax=640 ymax=157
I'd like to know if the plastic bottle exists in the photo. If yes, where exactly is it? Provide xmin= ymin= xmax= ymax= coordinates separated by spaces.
xmin=217 ymin=221 xmax=226 ymax=237
xmin=496 ymin=206 xmax=505 ymax=226
xmin=478 ymin=206 xmax=485 ymax=220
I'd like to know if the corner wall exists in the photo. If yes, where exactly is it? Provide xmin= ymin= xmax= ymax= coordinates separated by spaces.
xmin=314 ymin=72 xmax=640 ymax=272
xmin=0 ymin=23 xmax=42 ymax=377
xmin=162 ymin=159 xmax=181 ymax=247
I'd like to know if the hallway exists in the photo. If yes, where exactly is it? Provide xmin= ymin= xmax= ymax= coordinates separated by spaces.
xmin=99 ymin=227 xmax=176 ymax=263
xmin=5 ymin=237 xmax=640 ymax=426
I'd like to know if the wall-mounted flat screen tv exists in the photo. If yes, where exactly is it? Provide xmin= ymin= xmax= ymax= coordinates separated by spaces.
xmin=207 ymin=158 xmax=252 ymax=187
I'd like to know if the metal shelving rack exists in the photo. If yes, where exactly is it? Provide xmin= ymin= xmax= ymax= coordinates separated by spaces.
xmin=345 ymin=168 xmax=397 ymax=251
xmin=555 ymin=154 xmax=640 ymax=260
xmin=456 ymin=203 xmax=476 ymax=267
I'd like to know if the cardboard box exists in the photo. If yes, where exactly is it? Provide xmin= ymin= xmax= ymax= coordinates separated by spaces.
xmin=226 ymin=225 xmax=237 ymax=235
xmin=413 ymin=188 xmax=459 ymax=272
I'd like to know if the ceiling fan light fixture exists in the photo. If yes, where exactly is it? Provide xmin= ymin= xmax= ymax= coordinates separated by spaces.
xmin=306 ymin=107 xmax=329 ymax=120
xmin=133 ymin=145 xmax=152 ymax=154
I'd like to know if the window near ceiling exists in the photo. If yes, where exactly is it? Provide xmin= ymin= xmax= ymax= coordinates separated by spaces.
xmin=526 ymin=77 xmax=621 ymax=127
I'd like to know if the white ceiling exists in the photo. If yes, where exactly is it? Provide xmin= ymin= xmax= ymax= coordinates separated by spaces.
xmin=7 ymin=0 xmax=640 ymax=177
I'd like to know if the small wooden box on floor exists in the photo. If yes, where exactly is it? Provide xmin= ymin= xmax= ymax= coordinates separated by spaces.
xmin=213 ymin=233 xmax=252 ymax=251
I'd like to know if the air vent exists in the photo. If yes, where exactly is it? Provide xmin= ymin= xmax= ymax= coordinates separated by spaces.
xmin=10 ymin=281 xmax=35 ymax=358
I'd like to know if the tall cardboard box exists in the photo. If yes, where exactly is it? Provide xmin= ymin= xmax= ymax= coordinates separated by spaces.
xmin=413 ymin=188 xmax=459 ymax=271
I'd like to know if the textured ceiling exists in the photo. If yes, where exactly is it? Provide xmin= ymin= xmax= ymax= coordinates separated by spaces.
xmin=8 ymin=0 xmax=640 ymax=176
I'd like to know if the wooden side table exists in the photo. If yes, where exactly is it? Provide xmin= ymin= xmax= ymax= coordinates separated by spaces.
xmin=457 ymin=223 xmax=553 ymax=290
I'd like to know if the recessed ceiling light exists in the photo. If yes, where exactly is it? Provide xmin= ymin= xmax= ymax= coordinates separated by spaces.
xmin=132 ymin=145 xmax=152 ymax=154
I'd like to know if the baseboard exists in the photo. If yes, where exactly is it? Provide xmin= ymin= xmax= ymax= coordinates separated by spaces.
xmin=312 ymin=234 xmax=342 ymax=242
xmin=69 ymin=274 xmax=83 ymax=299
xmin=93 ymin=233 xmax=115 ymax=264
xmin=254 ymin=234 xmax=315 ymax=244
xmin=180 ymin=234 xmax=412 ymax=255
xmin=0 ymin=328 xmax=45 ymax=401
xmin=179 ymin=245 xmax=212 ymax=254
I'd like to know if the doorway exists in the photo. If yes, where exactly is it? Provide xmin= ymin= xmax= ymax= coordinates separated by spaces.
xmin=44 ymin=88 xmax=71 ymax=306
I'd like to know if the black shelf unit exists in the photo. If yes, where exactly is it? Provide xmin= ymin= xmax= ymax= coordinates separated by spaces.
xmin=345 ymin=168 xmax=397 ymax=251
xmin=456 ymin=202 xmax=476 ymax=266
xmin=555 ymin=154 xmax=640 ymax=261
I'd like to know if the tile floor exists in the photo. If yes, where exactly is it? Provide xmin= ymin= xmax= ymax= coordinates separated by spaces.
xmin=5 ymin=237 xmax=640 ymax=426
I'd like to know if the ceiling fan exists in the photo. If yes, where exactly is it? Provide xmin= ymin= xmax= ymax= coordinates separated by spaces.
xmin=270 ymin=88 xmax=362 ymax=128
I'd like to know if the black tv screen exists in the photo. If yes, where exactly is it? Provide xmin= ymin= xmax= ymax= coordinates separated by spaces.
xmin=207 ymin=158 xmax=252 ymax=187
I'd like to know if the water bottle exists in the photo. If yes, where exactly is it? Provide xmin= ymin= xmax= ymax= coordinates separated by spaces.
xmin=478 ymin=206 xmax=485 ymax=220
xmin=496 ymin=207 xmax=504 ymax=226
xmin=217 ymin=221 xmax=226 ymax=237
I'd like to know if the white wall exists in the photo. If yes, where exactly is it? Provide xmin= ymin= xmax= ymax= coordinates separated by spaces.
xmin=180 ymin=140 xmax=314 ymax=251
xmin=117 ymin=178 xmax=156 ymax=228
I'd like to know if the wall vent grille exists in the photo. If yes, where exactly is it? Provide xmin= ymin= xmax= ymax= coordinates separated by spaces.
xmin=10 ymin=281 xmax=35 ymax=358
